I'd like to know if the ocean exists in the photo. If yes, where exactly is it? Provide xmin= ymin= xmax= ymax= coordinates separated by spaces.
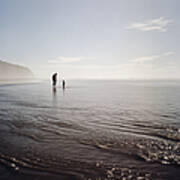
xmin=0 ymin=80 xmax=180 ymax=180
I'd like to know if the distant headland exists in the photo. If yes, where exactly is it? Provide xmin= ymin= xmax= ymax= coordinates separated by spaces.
xmin=0 ymin=60 xmax=34 ymax=80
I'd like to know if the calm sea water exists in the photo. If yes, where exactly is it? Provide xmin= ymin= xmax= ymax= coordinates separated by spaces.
xmin=0 ymin=80 xmax=180 ymax=180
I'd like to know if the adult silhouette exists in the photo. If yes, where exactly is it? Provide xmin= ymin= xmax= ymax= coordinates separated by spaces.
xmin=52 ymin=73 xmax=57 ymax=86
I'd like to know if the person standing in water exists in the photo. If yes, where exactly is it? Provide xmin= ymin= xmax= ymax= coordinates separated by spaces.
xmin=52 ymin=73 xmax=58 ymax=86
xmin=62 ymin=79 xmax=65 ymax=89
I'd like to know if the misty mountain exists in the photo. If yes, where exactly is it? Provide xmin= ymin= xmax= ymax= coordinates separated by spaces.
xmin=0 ymin=60 xmax=34 ymax=79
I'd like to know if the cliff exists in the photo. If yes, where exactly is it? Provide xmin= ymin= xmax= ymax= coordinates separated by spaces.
xmin=0 ymin=60 xmax=34 ymax=80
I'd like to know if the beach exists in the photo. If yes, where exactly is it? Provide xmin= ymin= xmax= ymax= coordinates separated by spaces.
xmin=0 ymin=80 xmax=180 ymax=179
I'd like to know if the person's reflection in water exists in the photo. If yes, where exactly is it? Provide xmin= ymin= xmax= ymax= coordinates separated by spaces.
xmin=52 ymin=86 xmax=57 ymax=106
xmin=53 ymin=86 xmax=57 ymax=94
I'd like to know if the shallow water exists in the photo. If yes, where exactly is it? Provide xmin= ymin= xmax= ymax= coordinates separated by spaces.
xmin=0 ymin=80 xmax=180 ymax=179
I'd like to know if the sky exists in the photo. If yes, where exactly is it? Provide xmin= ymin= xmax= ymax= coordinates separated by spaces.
xmin=0 ymin=0 xmax=180 ymax=79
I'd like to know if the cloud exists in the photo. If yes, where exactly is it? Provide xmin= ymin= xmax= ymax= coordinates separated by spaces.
xmin=130 ymin=52 xmax=174 ymax=63
xmin=126 ymin=17 xmax=173 ymax=32
xmin=48 ymin=56 xmax=95 ymax=64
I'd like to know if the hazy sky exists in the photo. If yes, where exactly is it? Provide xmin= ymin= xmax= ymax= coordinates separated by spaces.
xmin=0 ymin=0 xmax=180 ymax=79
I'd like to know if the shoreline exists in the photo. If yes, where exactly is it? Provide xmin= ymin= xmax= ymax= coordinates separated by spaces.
xmin=0 ymin=79 xmax=41 ymax=86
